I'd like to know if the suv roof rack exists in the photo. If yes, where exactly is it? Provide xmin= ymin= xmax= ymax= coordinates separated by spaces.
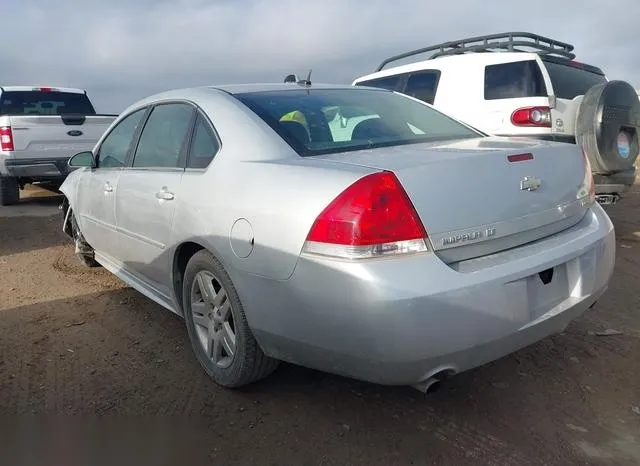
xmin=375 ymin=32 xmax=576 ymax=71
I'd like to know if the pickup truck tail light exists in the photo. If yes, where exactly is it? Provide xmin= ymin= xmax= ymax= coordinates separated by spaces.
xmin=0 ymin=126 xmax=14 ymax=152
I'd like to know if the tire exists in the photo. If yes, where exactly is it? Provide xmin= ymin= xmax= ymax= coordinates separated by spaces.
xmin=182 ymin=250 xmax=279 ymax=388
xmin=70 ymin=213 xmax=100 ymax=268
xmin=576 ymin=80 xmax=640 ymax=174
xmin=0 ymin=176 xmax=20 ymax=206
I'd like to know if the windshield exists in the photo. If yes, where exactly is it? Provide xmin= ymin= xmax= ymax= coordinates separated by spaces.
xmin=234 ymin=88 xmax=482 ymax=156
xmin=0 ymin=91 xmax=96 ymax=115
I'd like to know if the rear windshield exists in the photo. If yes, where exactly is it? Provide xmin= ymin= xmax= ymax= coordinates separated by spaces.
xmin=0 ymin=91 xmax=96 ymax=115
xmin=234 ymin=88 xmax=481 ymax=157
xmin=542 ymin=60 xmax=607 ymax=99
xmin=484 ymin=60 xmax=547 ymax=100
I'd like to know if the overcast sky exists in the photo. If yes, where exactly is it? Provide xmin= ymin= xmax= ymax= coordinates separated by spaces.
xmin=3 ymin=0 xmax=639 ymax=113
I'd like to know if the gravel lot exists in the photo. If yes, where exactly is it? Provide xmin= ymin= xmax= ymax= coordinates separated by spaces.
xmin=1 ymin=184 xmax=639 ymax=465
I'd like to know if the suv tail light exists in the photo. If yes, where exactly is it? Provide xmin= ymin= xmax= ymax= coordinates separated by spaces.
xmin=511 ymin=106 xmax=552 ymax=127
xmin=302 ymin=171 xmax=429 ymax=260
xmin=0 ymin=126 xmax=14 ymax=152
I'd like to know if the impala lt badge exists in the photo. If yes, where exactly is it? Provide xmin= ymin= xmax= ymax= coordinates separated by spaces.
xmin=520 ymin=176 xmax=541 ymax=191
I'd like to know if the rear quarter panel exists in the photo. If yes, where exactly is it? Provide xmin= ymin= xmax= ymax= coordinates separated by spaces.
xmin=171 ymin=153 xmax=373 ymax=282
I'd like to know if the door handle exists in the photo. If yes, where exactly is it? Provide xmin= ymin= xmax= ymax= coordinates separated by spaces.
xmin=104 ymin=182 xmax=113 ymax=193
xmin=155 ymin=188 xmax=174 ymax=201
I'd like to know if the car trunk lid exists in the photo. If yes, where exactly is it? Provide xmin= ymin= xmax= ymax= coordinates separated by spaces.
xmin=312 ymin=137 xmax=590 ymax=263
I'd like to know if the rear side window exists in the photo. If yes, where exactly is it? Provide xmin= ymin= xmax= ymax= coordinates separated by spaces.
xmin=484 ymin=60 xmax=547 ymax=100
xmin=542 ymin=60 xmax=607 ymax=99
xmin=404 ymin=71 xmax=440 ymax=104
xmin=187 ymin=114 xmax=220 ymax=169
xmin=0 ymin=91 xmax=96 ymax=115
xmin=355 ymin=75 xmax=401 ymax=91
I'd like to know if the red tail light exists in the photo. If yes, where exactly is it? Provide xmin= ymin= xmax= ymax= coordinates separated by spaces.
xmin=303 ymin=171 xmax=429 ymax=259
xmin=511 ymin=106 xmax=551 ymax=127
xmin=0 ymin=126 xmax=14 ymax=152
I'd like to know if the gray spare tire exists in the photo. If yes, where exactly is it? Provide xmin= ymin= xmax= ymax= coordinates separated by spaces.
xmin=575 ymin=80 xmax=640 ymax=174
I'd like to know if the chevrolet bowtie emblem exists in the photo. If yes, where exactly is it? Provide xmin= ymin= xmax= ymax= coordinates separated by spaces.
xmin=520 ymin=176 xmax=541 ymax=191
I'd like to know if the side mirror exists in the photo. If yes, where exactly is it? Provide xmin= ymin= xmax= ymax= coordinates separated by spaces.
xmin=68 ymin=151 xmax=96 ymax=168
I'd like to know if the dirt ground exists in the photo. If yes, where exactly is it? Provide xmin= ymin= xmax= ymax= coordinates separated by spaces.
xmin=0 ymin=184 xmax=639 ymax=466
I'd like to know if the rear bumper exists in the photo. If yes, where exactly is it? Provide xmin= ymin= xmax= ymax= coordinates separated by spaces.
xmin=240 ymin=203 xmax=615 ymax=386
xmin=0 ymin=156 xmax=74 ymax=180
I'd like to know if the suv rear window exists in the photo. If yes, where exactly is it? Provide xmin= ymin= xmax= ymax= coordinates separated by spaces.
xmin=355 ymin=75 xmax=401 ymax=91
xmin=0 ymin=91 xmax=96 ymax=115
xmin=542 ymin=60 xmax=607 ymax=99
xmin=404 ymin=71 xmax=440 ymax=104
xmin=234 ymin=88 xmax=480 ymax=157
xmin=484 ymin=60 xmax=547 ymax=100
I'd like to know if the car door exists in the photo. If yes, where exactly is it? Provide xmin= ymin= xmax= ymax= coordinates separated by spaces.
xmin=113 ymin=102 xmax=195 ymax=297
xmin=74 ymin=108 xmax=148 ymax=257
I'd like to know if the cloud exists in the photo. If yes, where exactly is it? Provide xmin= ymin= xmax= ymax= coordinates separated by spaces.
xmin=2 ymin=0 xmax=639 ymax=112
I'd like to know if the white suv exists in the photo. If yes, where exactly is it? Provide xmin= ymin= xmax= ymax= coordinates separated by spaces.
xmin=353 ymin=32 xmax=639 ymax=205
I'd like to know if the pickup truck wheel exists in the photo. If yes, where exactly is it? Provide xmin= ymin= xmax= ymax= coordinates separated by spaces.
xmin=182 ymin=250 xmax=280 ymax=388
xmin=71 ymin=214 xmax=100 ymax=268
xmin=0 ymin=176 xmax=20 ymax=206
xmin=576 ymin=80 xmax=640 ymax=174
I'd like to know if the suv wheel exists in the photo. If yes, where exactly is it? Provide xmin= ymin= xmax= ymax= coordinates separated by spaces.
xmin=576 ymin=80 xmax=640 ymax=173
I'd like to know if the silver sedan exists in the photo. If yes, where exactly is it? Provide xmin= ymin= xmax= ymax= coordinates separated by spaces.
xmin=60 ymin=83 xmax=615 ymax=393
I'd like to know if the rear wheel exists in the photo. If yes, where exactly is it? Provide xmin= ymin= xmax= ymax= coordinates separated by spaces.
xmin=182 ymin=250 xmax=279 ymax=388
xmin=0 ymin=176 xmax=20 ymax=206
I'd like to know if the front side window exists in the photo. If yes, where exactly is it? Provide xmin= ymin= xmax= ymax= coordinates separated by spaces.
xmin=97 ymin=108 xmax=147 ymax=168
xmin=235 ymin=88 xmax=480 ymax=157
xmin=133 ymin=103 xmax=194 ymax=168
xmin=484 ymin=60 xmax=547 ymax=100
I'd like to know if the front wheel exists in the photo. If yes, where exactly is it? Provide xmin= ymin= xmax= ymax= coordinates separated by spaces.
xmin=70 ymin=213 xmax=100 ymax=268
xmin=182 ymin=250 xmax=279 ymax=388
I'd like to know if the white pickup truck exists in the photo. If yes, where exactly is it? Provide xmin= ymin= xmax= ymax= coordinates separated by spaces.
xmin=0 ymin=86 xmax=117 ymax=205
